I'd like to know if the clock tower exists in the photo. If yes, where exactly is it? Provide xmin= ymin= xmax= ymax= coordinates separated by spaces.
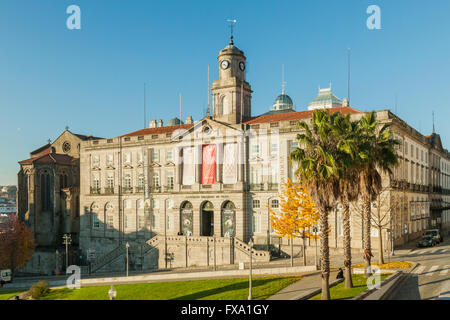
xmin=211 ymin=37 xmax=252 ymax=124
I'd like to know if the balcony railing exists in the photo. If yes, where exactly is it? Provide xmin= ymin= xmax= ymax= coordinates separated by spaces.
xmin=269 ymin=183 xmax=279 ymax=191
xmin=164 ymin=185 xmax=174 ymax=192
xmin=136 ymin=186 xmax=144 ymax=193
xmin=104 ymin=187 xmax=114 ymax=195
xmin=122 ymin=187 xmax=133 ymax=194
xmin=90 ymin=187 xmax=100 ymax=194
xmin=250 ymin=183 xmax=264 ymax=191
xmin=150 ymin=186 xmax=161 ymax=193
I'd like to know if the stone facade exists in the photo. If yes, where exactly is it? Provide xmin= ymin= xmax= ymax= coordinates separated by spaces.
xmin=18 ymin=38 xmax=450 ymax=275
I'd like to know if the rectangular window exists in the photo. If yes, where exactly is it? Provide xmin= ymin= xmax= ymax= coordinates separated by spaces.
xmin=289 ymin=141 xmax=298 ymax=153
xmin=138 ymin=215 xmax=145 ymax=229
xmin=106 ymin=215 xmax=114 ymax=229
xmin=124 ymin=174 xmax=132 ymax=189
xmin=271 ymin=143 xmax=278 ymax=154
xmin=107 ymin=174 xmax=114 ymax=189
xmin=405 ymin=142 xmax=408 ymax=155
xmin=152 ymin=199 xmax=159 ymax=209
xmin=271 ymin=199 xmax=279 ymax=209
xmin=124 ymin=199 xmax=132 ymax=209
xmin=167 ymin=215 xmax=174 ymax=230
xmin=252 ymin=199 xmax=260 ymax=209
xmin=250 ymin=167 xmax=261 ymax=184
xmin=152 ymin=213 xmax=159 ymax=229
xmin=107 ymin=154 xmax=113 ymax=166
xmin=166 ymin=150 xmax=173 ymax=161
xmin=93 ymin=214 xmax=100 ymax=229
xmin=124 ymin=153 xmax=131 ymax=164
xmin=166 ymin=171 xmax=174 ymax=188
xmin=137 ymin=152 xmax=143 ymax=163
xmin=125 ymin=214 xmax=132 ymax=229
xmin=152 ymin=172 xmax=160 ymax=187
xmin=93 ymin=174 xmax=100 ymax=189
xmin=251 ymin=144 xmax=260 ymax=156
xmin=252 ymin=213 xmax=261 ymax=233
xmin=92 ymin=155 xmax=100 ymax=166
xmin=152 ymin=150 xmax=159 ymax=162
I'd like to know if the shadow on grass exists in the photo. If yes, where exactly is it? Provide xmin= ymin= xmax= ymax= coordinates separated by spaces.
xmin=173 ymin=277 xmax=291 ymax=300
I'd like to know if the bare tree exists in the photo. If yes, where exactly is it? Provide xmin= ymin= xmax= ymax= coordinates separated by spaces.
xmin=352 ymin=187 xmax=406 ymax=264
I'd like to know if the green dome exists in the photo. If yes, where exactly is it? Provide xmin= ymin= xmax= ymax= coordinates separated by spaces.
xmin=167 ymin=117 xmax=184 ymax=126
xmin=271 ymin=93 xmax=294 ymax=111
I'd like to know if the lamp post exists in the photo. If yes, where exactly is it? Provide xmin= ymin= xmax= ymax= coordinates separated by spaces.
xmin=312 ymin=226 xmax=318 ymax=268
xmin=125 ymin=242 xmax=130 ymax=277
xmin=62 ymin=234 xmax=72 ymax=270
xmin=108 ymin=285 xmax=117 ymax=300
xmin=248 ymin=239 xmax=253 ymax=300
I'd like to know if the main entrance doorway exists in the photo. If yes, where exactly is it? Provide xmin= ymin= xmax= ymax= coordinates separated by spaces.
xmin=201 ymin=201 xmax=214 ymax=236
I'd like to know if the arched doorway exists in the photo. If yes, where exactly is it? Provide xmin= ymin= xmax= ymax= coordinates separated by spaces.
xmin=221 ymin=201 xmax=236 ymax=237
xmin=201 ymin=201 xmax=214 ymax=236
xmin=180 ymin=201 xmax=193 ymax=236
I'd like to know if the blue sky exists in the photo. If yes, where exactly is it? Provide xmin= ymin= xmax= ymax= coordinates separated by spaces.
xmin=1 ymin=0 xmax=450 ymax=185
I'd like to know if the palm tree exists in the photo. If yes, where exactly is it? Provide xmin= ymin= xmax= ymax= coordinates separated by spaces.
xmin=333 ymin=114 xmax=362 ymax=288
xmin=290 ymin=110 xmax=342 ymax=300
xmin=358 ymin=112 xmax=399 ymax=276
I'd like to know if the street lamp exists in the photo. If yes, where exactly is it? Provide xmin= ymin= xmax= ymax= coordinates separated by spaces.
xmin=312 ymin=226 xmax=318 ymax=269
xmin=108 ymin=285 xmax=117 ymax=300
xmin=248 ymin=239 xmax=253 ymax=300
xmin=125 ymin=242 xmax=130 ymax=277
xmin=62 ymin=234 xmax=72 ymax=270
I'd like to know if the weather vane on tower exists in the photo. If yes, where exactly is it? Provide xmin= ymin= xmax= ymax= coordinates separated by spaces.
xmin=227 ymin=19 xmax=237 ymax=45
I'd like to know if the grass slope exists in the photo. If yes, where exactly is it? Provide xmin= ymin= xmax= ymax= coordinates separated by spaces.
xmin=0 ymin=290 xmax=23 ymax=301
xmin=41 ymin=276 xmax=300 ymax=300
xmin=309 ymin=273 xmax=390 ymax=300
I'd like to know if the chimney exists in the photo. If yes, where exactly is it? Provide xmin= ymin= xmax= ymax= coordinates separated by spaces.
xmin=158 ymin=119 xmax=163 ymax=127
xmin=149 ymin=120 xmax=157 ymax=128
xmin=342 ymin=98 xmax=349 ymax=107
xmin=185 ymin=116 xmax=193 ymax=124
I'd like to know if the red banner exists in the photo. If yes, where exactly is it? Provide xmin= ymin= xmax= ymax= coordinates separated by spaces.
xmin=202 ymin=144 xmax=216 ymax=185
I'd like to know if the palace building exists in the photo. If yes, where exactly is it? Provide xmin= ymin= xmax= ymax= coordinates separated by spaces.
xmin=17 ymin=36 xmax=450 ymax=275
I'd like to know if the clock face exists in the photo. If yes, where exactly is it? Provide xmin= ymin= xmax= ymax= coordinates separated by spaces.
xmin=221 ymin=60 xmax=230 ymax=70
xmin=239 ymin=61 xmax=245 ymax=71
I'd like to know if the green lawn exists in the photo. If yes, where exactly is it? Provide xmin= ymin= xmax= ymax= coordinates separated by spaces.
xmin=0 ymin=290 xmax=23 ymax=301
xmin=41 ymin=276 xmax=300 ymax=300
xmin=309 ymin=273 xmax=391 ymax=300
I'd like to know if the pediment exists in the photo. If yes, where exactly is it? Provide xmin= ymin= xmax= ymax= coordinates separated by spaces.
xmin=172 ymin=117 xmax=244 ymax=144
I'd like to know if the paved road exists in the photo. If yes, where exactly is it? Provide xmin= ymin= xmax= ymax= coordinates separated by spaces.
xmin=390 ymin=238 xmax=450 ymax=300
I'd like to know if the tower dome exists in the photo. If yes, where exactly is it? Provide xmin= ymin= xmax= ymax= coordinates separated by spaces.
xmin=272 ymin=94 xmax=294 ymax=111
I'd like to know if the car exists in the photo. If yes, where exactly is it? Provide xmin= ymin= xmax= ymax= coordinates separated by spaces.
xmin=0 ymin=269 xmax=12 ymax=286
xmin=417 ymin=235 xmax=436 ymax=248
xmin=424 ymin=229 xmax=443 ymax=244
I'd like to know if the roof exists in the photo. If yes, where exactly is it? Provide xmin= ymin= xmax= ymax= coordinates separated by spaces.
xmin=122 ymin=124 xmax=194 ymax=138
xmin=73 ymin=133 xmax=103 ymax=141
xmin=244 ymin=106 xmax=361 ymax=125
xmin=308 ymin=88 xmax=342 ymax=108
xmin=30 ymin=144 xmax=51 ymax=156
xmin=19 ymin=153 xmax=75 ymax=165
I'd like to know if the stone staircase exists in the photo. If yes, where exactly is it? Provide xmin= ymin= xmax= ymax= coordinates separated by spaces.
xmin=89 ymin=245 xmax=126 ymax=273
xmin=234 ymin=238 xmax=271 ymax=262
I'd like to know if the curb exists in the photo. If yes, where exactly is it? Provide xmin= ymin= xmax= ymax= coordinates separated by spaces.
xmin=380 ymin=262 xmax=419 ymax=300
xmin=353 ymin=261 xmax=419 ymax=300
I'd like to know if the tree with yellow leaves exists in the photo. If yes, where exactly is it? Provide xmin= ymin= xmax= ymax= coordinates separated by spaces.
xmin=269 ymin=178 xmax=320 ymax=267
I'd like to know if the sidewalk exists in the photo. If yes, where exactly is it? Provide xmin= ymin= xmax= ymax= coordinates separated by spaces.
xmin=267 ymin=269 xmax=338 ymax=300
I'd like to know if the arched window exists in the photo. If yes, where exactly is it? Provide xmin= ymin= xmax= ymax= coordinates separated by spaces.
xmin=180 ymin=201 xmax=193 ymax=236
xmin=221 ymin=95 xmax=230 ymax=115
xmin=221 ymin=201 xmax=236 ymax=237
xmin=41 ymin=172 xmax=51 ymax=211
